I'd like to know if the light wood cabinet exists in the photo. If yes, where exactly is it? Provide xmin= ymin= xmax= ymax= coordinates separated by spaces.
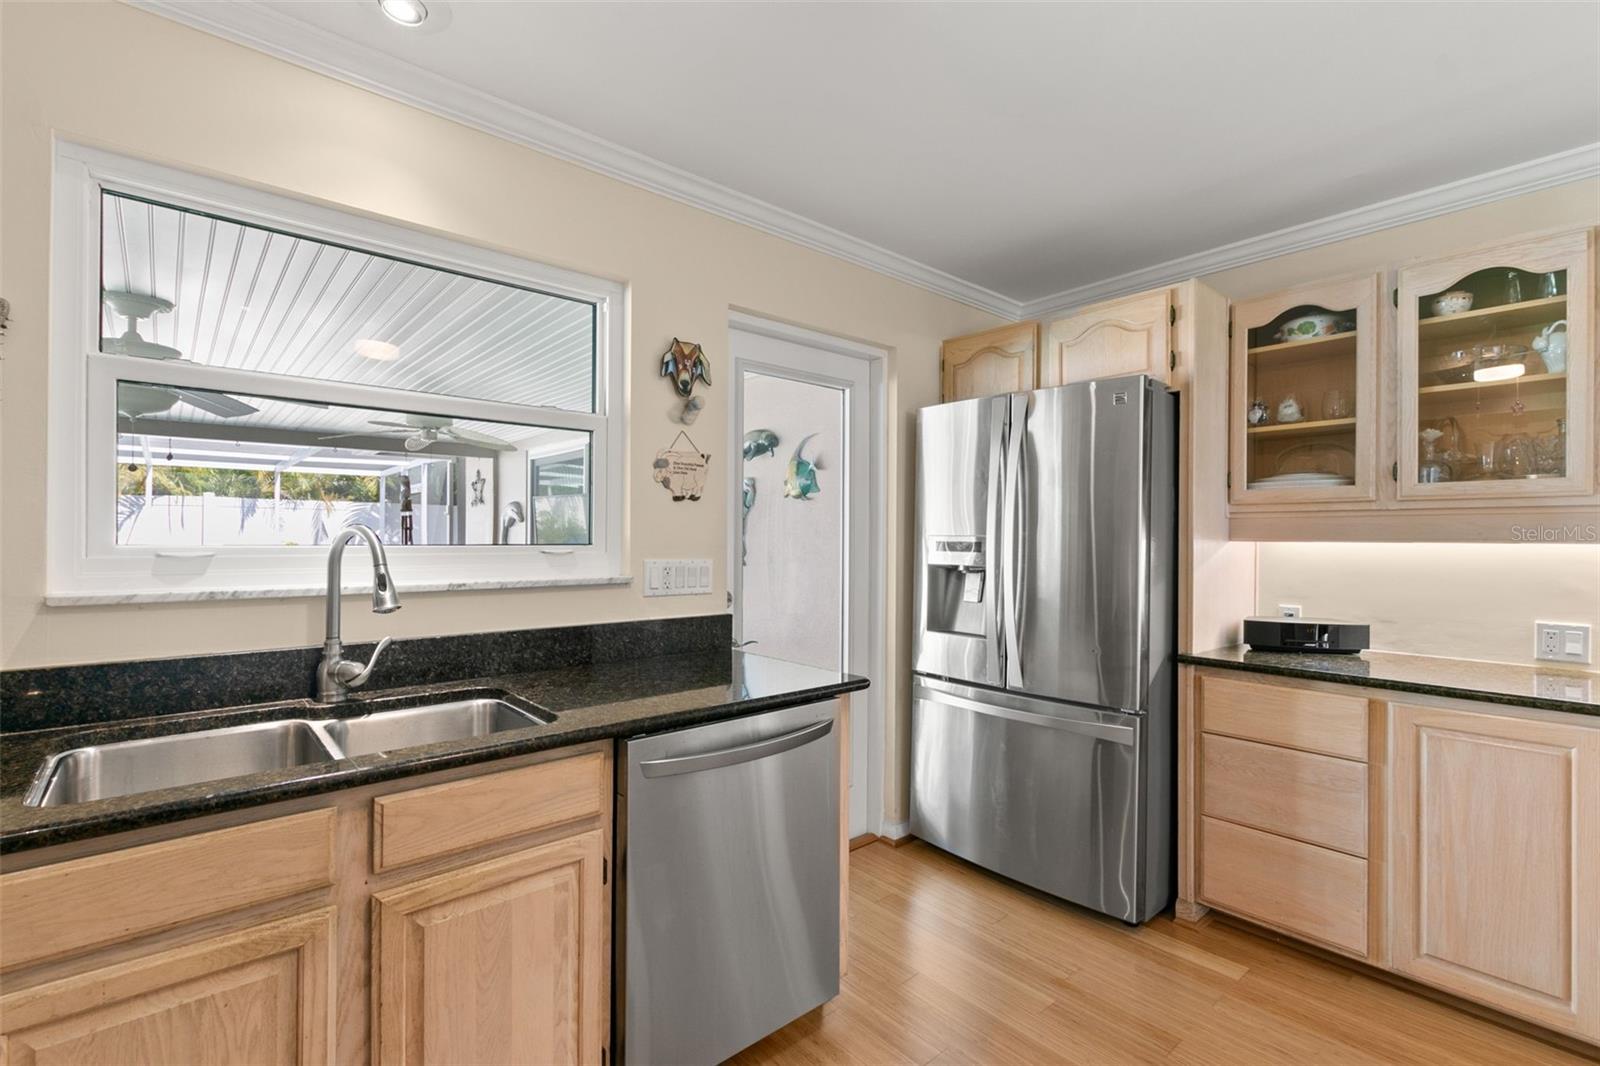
xmin=940 ymin=321 xmax=1039 ymax=401
xmin=1389 ymin=701 xmax=1600 ymax=1042
xmin=0 ymin=908 xmax=334 ymax=1066
xmin=1183 ymin=667 xmax=1600 ymax=1047
xmin=372 ymin=830 xmax=607 ymax=1066
xmin=1043 ymin=288 xmax=1173 ymax=387
xmin=0 ymin=745 xmax=614 ymax=1066
xmin=1229 ymin=274 xmax=1380 ymax=507
xmin=1396 ymin=228 xmax=1594 ymax=503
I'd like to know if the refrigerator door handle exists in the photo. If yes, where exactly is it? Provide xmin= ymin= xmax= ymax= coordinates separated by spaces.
xmin=984 ymin=400 xmax=1006 ymax=683
xmin=913 ymin=682 xmax=1137 ymax=746
xmin=1002 ymin=393 xmax=1026 ymax=687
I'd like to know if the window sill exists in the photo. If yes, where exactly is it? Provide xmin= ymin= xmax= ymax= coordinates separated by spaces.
xmin=44 ymin=574 xmax=634 ymax=607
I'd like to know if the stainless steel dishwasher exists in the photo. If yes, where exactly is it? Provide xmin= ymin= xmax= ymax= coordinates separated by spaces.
xmin=616 ymin=700 xmax=840 ymax=1065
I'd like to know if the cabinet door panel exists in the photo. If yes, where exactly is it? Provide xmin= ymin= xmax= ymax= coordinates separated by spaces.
xmin=1043 ymin=290 xmax=1171 ymax=387
xmin=941 ymin=322 xmax=1038 ymax=401
xmin=1390 ymin=703 xmax=1600 ymax=1040
xmin=371 ymin=830 xmax=606 ymax=1066
xmin=0 ymin=908 xmax=333 ymax=1066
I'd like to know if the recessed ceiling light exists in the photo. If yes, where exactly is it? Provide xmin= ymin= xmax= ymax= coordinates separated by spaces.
xmin=378 ymin=0 xmax=428 ymax=27
xmin=355 ymin=338 xmax=401 ymax=361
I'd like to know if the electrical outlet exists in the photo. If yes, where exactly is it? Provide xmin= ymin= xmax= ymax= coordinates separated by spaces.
xmin=1278 ymin=604 xmax=1302 ymax=618
xmin=1536 ymin=672 xmax=1594 ymax=703
xmin=643 ymin=558 xmax=714 ymax=597
xmin=1535 ymin=621 xmax=1592 ymax=664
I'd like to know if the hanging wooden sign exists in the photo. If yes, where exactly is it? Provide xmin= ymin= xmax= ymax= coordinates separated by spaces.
xmin=653 ymin=430 xmax=711 ymax=501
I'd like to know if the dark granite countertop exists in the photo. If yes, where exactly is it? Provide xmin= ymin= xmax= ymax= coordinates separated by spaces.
xmin=1179 ymin=646 xmax=1598 ymax=717
xmin=1 ymin=650 xmax=867 ymax=855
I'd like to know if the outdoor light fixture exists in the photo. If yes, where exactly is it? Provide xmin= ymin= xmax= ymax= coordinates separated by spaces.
xmin=378 ymin=0 xmax=428 ymax=27
xmin=355 ymin=338 xmax=401 ymax=361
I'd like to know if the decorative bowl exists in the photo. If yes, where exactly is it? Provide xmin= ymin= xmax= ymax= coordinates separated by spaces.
xmin=1430 ymin=290 xmax=1474 ymax=316
xmin=1276 ymin=313 xmax=1344 ymax=342
xmin=1421 ymin=347 xmax=1477 ymax=384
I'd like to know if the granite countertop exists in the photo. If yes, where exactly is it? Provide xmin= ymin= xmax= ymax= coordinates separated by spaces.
xmin=1179 ymin=646 xmax=1598 ymax=717
xmin=1 ymin=650 xmax=867 ymax=855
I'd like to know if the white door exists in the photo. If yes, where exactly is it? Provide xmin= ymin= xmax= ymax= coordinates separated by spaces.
xmin=730 ymin=317 xmax=882 ymax=839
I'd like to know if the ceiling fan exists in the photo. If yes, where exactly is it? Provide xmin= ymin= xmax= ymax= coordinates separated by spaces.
xmin=117 ymin=382 xmax=260 ymax=420
xmin=101 ymin=291 xmax=187 ymax=361
xmin=318 ymin=413 xmax=514 ymax=452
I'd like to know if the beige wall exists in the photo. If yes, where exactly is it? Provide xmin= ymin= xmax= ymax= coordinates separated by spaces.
xmin=1255 ymin=542 xmax=1599 ymax=666
xmin=0 ymin=0 xmax=1002 ymax=844
xmin=1202 ymin=180 xmax=1600 ymax=666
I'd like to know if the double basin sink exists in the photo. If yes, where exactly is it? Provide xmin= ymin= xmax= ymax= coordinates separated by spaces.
xmin=25 ymin=694 xmax=551 ymax=809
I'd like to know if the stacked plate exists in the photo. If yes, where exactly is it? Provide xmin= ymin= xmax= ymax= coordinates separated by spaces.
xmin=1248 ymin=472 xmax=1354 ymax=488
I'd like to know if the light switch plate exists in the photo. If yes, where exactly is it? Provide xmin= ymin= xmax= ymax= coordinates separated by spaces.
xmin=643 ymin=558 xmax=714 ymax=597
xmin=1278 ymin=604 xmax=1302 ymax=618
xmin=1535 ymin=621 xmax=1592 ymax=664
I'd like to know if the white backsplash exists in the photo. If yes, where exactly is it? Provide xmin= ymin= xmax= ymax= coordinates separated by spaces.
xmin=1255 ymin=541 xmax=1600 ymax=667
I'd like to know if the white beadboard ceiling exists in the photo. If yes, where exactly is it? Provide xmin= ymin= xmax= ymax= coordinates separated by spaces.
xmin=135 ymin=1 xmax=1600 ymax=318
xmin=102 ymin=192 xmax=596 ymax=416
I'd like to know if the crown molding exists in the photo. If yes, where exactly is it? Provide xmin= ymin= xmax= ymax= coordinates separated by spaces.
xmin=127 ymin=0 xmax=1024 ymax=319
xmin=128 ymin=2 xmax=1597 ymax=327
xmin=1019 ymin=142 xmax=1600 ymax=321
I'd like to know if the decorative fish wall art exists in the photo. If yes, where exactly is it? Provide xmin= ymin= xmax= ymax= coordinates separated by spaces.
xmin=742 ymin=428 xmax=780 ymax=461
xmin=783 ymin=433 xmax=822 ymax=500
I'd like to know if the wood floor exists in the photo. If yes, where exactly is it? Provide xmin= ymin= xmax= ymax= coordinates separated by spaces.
xmin=731 ymin=841 xmax=1596 ymax=1066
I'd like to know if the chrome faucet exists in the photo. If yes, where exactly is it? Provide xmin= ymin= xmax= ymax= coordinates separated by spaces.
xmin=317 ymin=524 xmax=402 ymax=703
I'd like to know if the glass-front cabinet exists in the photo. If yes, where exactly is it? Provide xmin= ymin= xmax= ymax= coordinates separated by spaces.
xmin=1230 ymin=274 xmax=1380 ymax=506
xmin=1396 ymin=229 xmax=1593 ymax=501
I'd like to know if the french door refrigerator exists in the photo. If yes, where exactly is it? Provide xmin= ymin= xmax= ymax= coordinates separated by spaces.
xmin=911 ymin=373 xmax=1176 ymax=924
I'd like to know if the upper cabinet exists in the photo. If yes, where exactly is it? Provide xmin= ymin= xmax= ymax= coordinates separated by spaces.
xmin=1397 ymin=229 xmax=1594 ymax=502
xmin=1043 ymin=289 xmax=1173 ymax=387
xmin=941 ymin=322 xmax=1039 ymax=401
xmin=1230 ymin=275 xmax=1380 ymax=507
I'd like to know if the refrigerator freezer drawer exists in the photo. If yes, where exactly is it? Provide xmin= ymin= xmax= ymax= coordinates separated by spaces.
xmin=909 ymin=679 xmax=1155 ymax=922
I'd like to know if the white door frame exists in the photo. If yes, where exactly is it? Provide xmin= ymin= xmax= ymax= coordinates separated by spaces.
xmin=727 ymin=311 xmax=886 ymax=841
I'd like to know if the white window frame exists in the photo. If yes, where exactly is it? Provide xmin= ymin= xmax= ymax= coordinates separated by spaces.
xmin=47 ymin=141 xmax=627 ymax=604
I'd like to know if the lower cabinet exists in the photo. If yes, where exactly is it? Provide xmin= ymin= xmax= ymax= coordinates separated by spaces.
xmin=0 ymin=908 xmax=334 ymax=1065
xmin=372 ymin=830 xmax=608 ymax=1066
xmin=1389 ymin=702 xmax=1600 ymax=1042
xmin=0 ymin=745 xmax=613 ymax=1066
xmin=1184 ymin=669 xmax=1600 ymax=1046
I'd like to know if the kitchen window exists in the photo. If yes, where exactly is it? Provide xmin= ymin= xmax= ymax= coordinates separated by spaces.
xmin=48 ymin=142 xmax=626 ymax=602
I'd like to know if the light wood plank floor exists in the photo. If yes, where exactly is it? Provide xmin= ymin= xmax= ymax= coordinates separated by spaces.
xmin=731 ymin=841 xmax=1596 ymax=1066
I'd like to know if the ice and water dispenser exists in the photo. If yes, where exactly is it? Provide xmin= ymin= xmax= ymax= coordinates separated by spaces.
xmin=922 ymin=535 xmax=988 ymax=637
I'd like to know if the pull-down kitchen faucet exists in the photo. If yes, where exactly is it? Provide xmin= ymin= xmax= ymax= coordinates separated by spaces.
xmin=317 ymin=523 xmax=402 ymax=703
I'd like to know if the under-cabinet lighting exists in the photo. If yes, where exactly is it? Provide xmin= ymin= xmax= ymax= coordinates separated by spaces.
xmin=378 ymin=0 xmax=428 ymax=27
xmin=1472 ymin=361 xmax=1526 ymax=383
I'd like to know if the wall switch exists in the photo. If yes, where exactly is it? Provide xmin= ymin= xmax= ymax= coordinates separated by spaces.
xmin=643 ymin=559 xmax=714 ymax=597
xmin=1278 ymin=604 xmax=1302 ymax=618
xmin=1535 ymin=621 xmax=1592 ymax=664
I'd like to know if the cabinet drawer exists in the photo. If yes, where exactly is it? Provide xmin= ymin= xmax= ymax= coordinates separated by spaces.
xmin=1200 ymin=816 xmax=1367 ymax=956
xmin=1202 ymin=733 xmax=1367 ymax=855
xmin=1199 ymin=673 xmax=1368 ymax=760
xmin=0 ymin=810 xmax=335 ymax=971
xmin=372 ymin=752 xmax=607 ymax=873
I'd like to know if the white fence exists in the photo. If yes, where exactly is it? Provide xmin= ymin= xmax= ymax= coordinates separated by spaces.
xmin=116 ymin=494 xmax=449 ymax=547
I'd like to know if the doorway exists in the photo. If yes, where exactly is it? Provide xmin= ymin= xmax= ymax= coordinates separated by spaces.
xmin=728 ymin=313 xmax=885 ymax=840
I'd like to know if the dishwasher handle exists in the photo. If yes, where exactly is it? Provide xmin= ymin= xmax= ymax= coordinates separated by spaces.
xmin=638 ymin=718 xmax=834 ymax=779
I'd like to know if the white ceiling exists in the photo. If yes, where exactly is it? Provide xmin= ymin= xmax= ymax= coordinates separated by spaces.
xmin=140 ymin=1 xmax=1600 ymax=314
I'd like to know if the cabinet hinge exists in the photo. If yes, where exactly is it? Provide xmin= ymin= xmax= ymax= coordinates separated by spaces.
xmin=1169 ymin=350 xmax=1177 ymax=371
xmin=1227 ymin=317 xmax=1233 ymax=339
xmin=602 ymin=1047 xmax=608 ymax=1066
xmin=602 ymin=857 xmax=609 ymax=885
xmin=1226 ymin=472 xmax=1232 ymax=490
xmin=1391 ymin=461 xmax=1399 ymax=482
xmin=1392 ymin=287 xmax=1399 ymax=308
xmin=1169 ymin=306 xmax=1177 ymax=326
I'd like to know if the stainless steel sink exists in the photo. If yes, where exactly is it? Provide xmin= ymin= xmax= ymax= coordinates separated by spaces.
xmin=318 ymin=698 xmax=545 ymax=757
xmin=25 ymin=720 xmax=339 ymax=808
xmin=23 ymin=695 xmax=551 ymax=808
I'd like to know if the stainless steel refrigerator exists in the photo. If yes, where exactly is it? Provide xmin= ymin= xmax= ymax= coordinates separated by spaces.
xmin=911 ymin=373 xmax=1176 ymax=924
